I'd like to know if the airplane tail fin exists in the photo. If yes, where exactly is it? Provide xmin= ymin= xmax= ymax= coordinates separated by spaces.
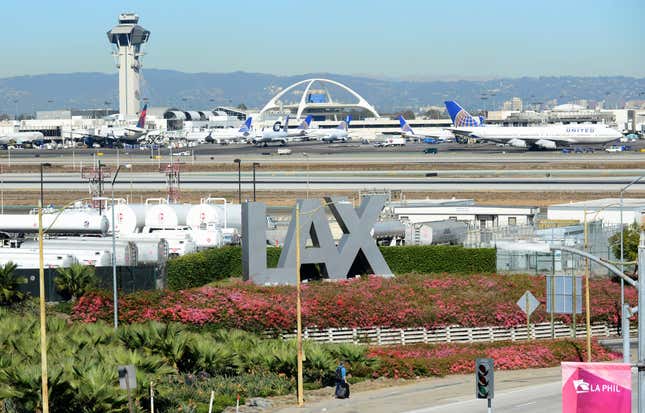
xmin=298 ymin=115 xmax=313 ymax=130
xmin=136 ymin=104 xmax=148 ymax=129
xmin=284 ymin=115 xmax=290 ymax=130
xmin=399 ymin=115 xmax=414 ymax=134
xmin=337 ymin=115 xmax=351 ymax=131
xmin=444 ymin=100 xmax=482 ymax=127
xmin=239 ymin=117 xmax=252 ymax=132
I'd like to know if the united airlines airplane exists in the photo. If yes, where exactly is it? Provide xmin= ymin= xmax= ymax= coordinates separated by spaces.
xmin=397 ymin=115 xmax=454 ymax=142
xmin=444 ymin=101 xmax=622 ymax=149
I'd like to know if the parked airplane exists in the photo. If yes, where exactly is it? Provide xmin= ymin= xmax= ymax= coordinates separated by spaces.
xmin=75 ymin=104 xmax=155 ymax=147
xmin=444 ymin=101 xmax=622 ymax=149
xmin=306 ymin=116 xmax=352 ymax=142
xmin=289 ymin=115 xmax=313 ymax=140
xmin=0 ymin=131 xmax=45 ymax=147
xmin=396 ymin=115 xmax=454 ymax=142
xmin=251 ymin=116 xmax=291 ymax=146
xmin=187 ymin=117 xmax=254 ymax=144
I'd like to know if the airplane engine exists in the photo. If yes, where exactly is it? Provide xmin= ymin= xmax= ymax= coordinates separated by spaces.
xmin=508 ymin=138 xmax=527 ymax=148
xmin=535 ymin=139 xmax=557 ymax=149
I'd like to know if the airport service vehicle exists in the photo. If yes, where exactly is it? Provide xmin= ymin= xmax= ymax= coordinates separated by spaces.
xmin=605 ymin=145 xmax=630 ymax=152
xmin=423 ymin=147 xmax=438 ymax=154
xmin=277 ymin=148 xmax=292 ymax=155
xmin=444 ymin=100 xmax=622 ymax=150
xmin=375 ymin=137 xmax=406 ymax=147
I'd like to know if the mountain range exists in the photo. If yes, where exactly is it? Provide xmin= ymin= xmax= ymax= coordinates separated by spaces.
xmin=1 ymin=69 xmax=643 ymax=115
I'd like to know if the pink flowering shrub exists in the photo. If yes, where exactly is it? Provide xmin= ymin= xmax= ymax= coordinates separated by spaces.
xmin=367 ymin=339 xmax=621 ymax=379
xmin=72 ymin=273 xmax=634 ymax=332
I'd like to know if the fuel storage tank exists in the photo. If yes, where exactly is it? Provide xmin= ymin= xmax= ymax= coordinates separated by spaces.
xmin=0 ymin=212 xmax=108 ymax=234
xmin=405 ymin=220 xmax=468 ymax=245
xmin=104 ymin=203 xmax=146 ymax=234
xmin=144 ymin=202 xmax=191 ymax=229
xmin=186 ymin=198 xmax=241 ymax=230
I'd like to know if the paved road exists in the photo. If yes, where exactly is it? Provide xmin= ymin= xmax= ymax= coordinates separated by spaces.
xmin=273 ymin=367 xmax=640 ymax=413
xmin=2 ymin=172 xmax=645 ymax=192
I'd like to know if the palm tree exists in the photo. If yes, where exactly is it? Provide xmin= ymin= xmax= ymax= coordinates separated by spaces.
xmin=54 ymin=264 xmax=96 ymax=302
xmin=0 ymin=262 xmax=26 ymax=305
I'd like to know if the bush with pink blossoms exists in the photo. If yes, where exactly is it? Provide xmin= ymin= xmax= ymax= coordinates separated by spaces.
xmin=72 ymin=273 xmax=634 ymax=332
xmin=367 ymin=339 xmax=621 ymax=379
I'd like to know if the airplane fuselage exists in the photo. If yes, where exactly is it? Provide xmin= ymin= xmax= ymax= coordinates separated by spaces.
xmin=470 ymin=125 xmax=622 ymax=144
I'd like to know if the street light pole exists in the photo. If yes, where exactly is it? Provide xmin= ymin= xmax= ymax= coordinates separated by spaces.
xmin=38 ymin=162 xmax=51 ymax=413
xmin=295 ymin=203 xmax=304 ymax=407
xmin=234 ymin=159 xmax=241 ymax=204
xmin=620 ymin=175 xmax=644 ymax=319
xmin=252 ymin=162 xmax=260 ymax=202
xmin=111 ymin=165 xmax=122 ymax=330
xmin=293 ymin=199 xmax=351 ymax=406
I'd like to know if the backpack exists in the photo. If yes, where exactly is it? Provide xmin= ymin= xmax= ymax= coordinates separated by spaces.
xmin=335 ymin=366 xmax=343 ymax=381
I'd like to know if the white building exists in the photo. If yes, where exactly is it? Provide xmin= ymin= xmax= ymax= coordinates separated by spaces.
xmin=547 ymin=198 xmax=645 ymax=225
xmin=388 ymin=199 xmax=539 ymax=228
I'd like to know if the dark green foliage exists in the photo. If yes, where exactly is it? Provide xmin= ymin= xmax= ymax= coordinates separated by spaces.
xmin=167 ymin=245 xmax=495 ymax=290
xmin=54 ymin=263 xmax=97 ymax=302
xmin=0 ymin=313 xmax=350 ymax=412
xmin=379 ymin=245 xmax=496 ymax=274
xmin=0 ymin=262 xmax=27 ymax=305
xmin=167 ymin=246 xmax=281 ymax=290
xmin=609 ymin=223 xmax=643 ymax=263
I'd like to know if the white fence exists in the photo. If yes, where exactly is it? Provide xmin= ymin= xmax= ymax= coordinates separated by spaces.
xmin=276 ymin=322 xmax=629 ymax=346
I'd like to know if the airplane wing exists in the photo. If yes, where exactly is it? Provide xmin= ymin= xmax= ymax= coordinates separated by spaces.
xmin=446 ymin=127 xmax=476 ymax=137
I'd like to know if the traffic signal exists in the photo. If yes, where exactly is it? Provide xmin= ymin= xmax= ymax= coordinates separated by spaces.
xmin=475 ymin=358 xmax=494 ymax=399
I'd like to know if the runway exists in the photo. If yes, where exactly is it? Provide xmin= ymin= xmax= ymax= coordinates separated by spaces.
xmin=2 ymin=140 xmax=645 ymax=166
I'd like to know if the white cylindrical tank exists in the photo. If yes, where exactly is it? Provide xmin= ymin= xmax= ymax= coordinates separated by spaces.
xmin=0 ymin=250 xmax=77 ymax=268
xmin=20 ymin=239 xmax=138 ymax=267
xmin=214 ymin=204 xmax=241 ymax=230
xmin=145 ymin=230 xmax=196 ymax=256
xmin=117 ymin=234 xmax=169 ymax=265
xmin=406 ymin=220 xmax=468 ymax=245
xmin=104 ymin=203 xmax=146 ymax=234
xmin=144 ymin=204 xmax=191 ymax=228
xmin=186 ymin=203 xmax=221 ymax=230
xmin=371 ymin=221 xmax=406 ymax=239
xmin=191 ymin=227 xmax=223 ymax=250
xmin=0 ymin=212 xmax=108 ymax=234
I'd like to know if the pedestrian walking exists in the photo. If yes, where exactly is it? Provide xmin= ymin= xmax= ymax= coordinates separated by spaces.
xmin=334 ymin=361 xmax=349 ymax=399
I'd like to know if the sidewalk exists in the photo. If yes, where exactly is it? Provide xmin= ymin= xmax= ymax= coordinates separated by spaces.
xmin=270 ymin=366 xmax=562 ymax=413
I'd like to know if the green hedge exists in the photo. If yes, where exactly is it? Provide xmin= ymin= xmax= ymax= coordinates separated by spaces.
xmin=380 ymin=245 xmax=496 ymax=274
xmin=167 ymin=245 xmax=496 ymax=290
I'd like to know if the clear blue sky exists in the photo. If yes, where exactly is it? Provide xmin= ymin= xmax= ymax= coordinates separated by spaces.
xmin=1 ymin=0 xmax=643 ymax=79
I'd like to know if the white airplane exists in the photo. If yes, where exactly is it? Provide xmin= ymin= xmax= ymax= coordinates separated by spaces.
xmin=75 ymin=104 xmax=157 ymax=146
xmin=186 ymin=117 xmax=254 ymax=144
xmin=395 ymin=115 xmax=454 ymax=142
xmin=250 ymin=116 xmax=311 ymax=146
xmin=445 ymin=101 xmax=622 ymax=150
xmin=306 ymin=116 xmax=352 ymax=142
xmin=0 ymin=131 xmax=45 ymax=146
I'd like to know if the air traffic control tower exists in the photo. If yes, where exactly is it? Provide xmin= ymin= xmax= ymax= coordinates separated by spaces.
xmin=107 ymin=13 xmax=150 ymax=119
